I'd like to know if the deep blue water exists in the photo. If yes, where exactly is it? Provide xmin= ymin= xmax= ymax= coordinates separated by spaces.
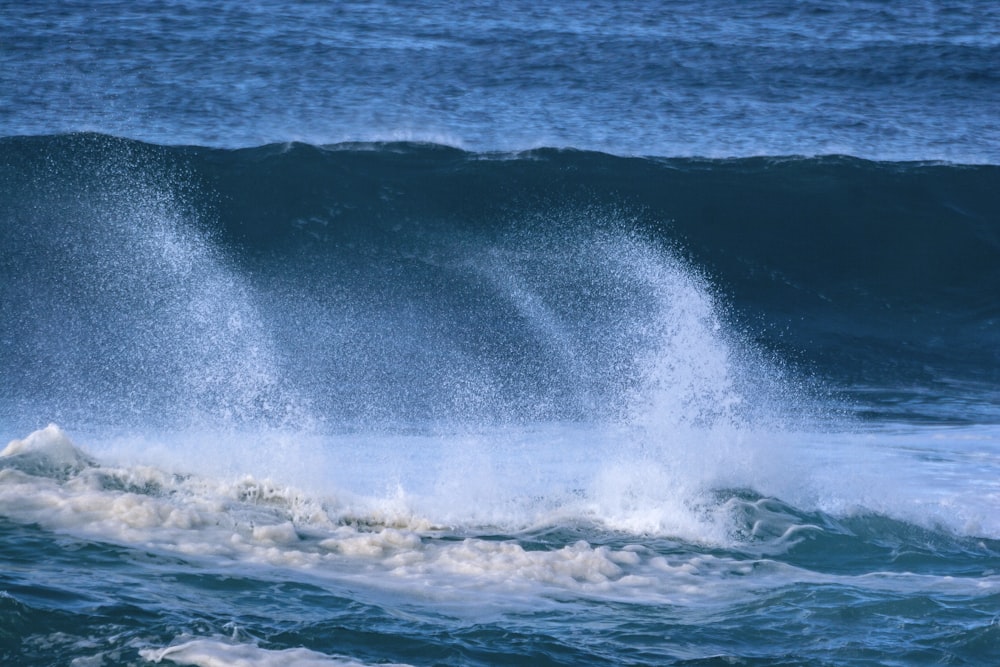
xmin=2 ymin=2 xmax=1000 ymax=666
xmin=3 ymin=0 xmax=999 ymax=160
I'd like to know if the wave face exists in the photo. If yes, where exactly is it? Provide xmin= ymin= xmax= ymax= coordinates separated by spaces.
xmin=2 ymin=134 xmax=1000 ymax=666
xmin=2 ymin=134 xmax=998 ymax=427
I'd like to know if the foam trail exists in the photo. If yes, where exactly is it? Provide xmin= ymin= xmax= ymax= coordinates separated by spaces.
xmin=141 ymin=638 xmax=409 ymax=666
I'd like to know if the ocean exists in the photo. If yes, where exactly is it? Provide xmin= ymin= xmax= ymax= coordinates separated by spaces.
xmin=1 ymin=1 xmax=999 ymax=665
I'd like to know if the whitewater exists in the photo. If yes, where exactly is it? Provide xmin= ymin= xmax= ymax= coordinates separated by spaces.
xmin=2 ymin=1 xmax=1000 ymax=665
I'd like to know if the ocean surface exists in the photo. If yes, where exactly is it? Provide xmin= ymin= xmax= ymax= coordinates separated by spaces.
xmin=2 ymin=1 xmax=1000 ymax=665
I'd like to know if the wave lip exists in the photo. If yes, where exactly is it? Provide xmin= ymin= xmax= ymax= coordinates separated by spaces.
xmin=0 ymin=423 xmax=96 ymax=478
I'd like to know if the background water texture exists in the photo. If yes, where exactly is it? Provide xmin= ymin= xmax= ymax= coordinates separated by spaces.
xmin=2 ymin=0 xmax=999 ymax=160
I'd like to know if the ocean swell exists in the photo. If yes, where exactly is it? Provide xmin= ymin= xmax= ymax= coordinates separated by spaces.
xmin=1 ymin=133 xmax=998 ymax=430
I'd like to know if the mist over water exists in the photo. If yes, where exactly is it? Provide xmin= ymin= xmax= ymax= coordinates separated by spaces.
xmin=4 ymin=135 xmax=998 ymax=532
xmin=2 ymin=137 xmax=792 ymax=434
xmin=1 ymin=147 xmax=297 ymax=431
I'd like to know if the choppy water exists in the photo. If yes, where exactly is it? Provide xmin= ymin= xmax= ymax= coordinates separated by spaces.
xmin=3 ymin=0 xmax=999 ymax=161
xmin=2 ymin=2 xmax=1000 ymax=666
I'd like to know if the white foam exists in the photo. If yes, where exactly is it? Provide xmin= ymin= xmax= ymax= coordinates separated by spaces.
xmin=2 ymin=423 xmax=94 ymax=468
xmin=3 ymin=424 xmax=998 ymax=610
xmin=0 ymin=426 xmax=725 ymax=603
xmin=141 ymin=638 xmax=409 ymax=667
